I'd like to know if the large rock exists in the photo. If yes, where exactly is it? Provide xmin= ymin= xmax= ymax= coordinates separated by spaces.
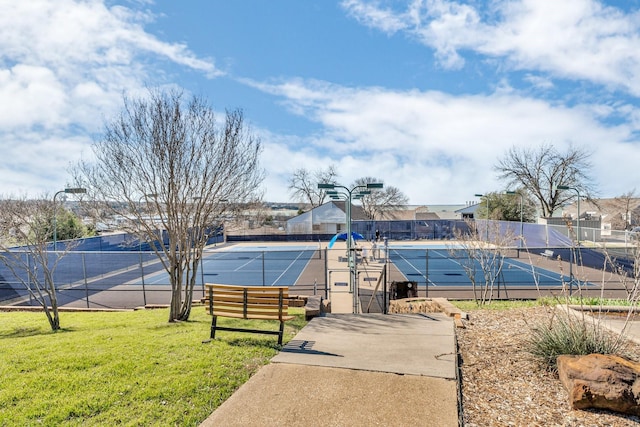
xmin=557 ymin=353 xmax=640 ymax=415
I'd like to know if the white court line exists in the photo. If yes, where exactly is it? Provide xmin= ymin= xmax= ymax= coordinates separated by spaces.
xmin=269 ymin=250 xmax=310 ymax=286
xmin=233 ymin=254 xmax=263 ymax=271
xmin=389 ymin=249 xmax=431 ymax=285
xmin=392 ymin=249 xmax=568 ymax=287
xmin=502 ymin=258 xmax=570 ymax=283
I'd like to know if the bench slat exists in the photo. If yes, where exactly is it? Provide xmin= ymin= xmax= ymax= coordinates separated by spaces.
xmin=213 ymin=306 xmax=291 ymax=317
xmin=211 ymin=300 xmax=288 ymax=309
xmin=210 ymin=295 xmax=289 ymax=305
xmin=208 ymin=284 xmax=286 ymax=293
xmin=211 ymin=287 xmax=289 ymax=293
xmin=212 ymin=311 xmax=295 ymax=321
xmin=204 ymin=299 xmax=290 ymax=311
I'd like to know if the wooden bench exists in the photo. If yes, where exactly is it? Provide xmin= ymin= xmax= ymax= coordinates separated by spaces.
xmin=205 ymin=283 xmax=294 ymax=345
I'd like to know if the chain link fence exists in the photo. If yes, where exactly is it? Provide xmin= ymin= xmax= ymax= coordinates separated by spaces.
xmin=2 ymin=225 xmax=638 ymax=310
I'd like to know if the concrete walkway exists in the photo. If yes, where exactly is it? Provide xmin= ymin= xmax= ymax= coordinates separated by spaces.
xmin=200 ymin=313 xmax=460 ymax=427
xmin=568 ymin=306 xmax=640 ymax=346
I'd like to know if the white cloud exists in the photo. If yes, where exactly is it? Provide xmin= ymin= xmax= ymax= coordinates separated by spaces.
xmin=3 ymin=0 xmax=638 ymax=208
xmin=0 ymin=131 xmax=91 ymax=196
xmin=523 ymin=74 xmax=554 ymax=90
xmin=342 ymin=0 xmax=640 ymax=95
xmin=0 ymin=65 xmax=68 ymax=130
xmin=0 ymin=0 xmax=219 ymax=196
xmin=258 ymin=78 xmax=640 ymax=204
xmin=341 ymin=0 xmax=410 ymax=34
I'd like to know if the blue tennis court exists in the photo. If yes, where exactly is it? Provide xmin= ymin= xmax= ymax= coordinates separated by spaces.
xmin=1 ymin=239 xmax=629 ymax=311
xmin=141 ymin=245 xmax=320 ymax=287
xmin=387 ymin=245 xmax=571 ymax=288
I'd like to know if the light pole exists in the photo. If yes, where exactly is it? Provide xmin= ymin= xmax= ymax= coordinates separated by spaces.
xmin=318 ymin=182 xmax=383 ymax=314
xmin=505 ymin=191 xmax=524 ymax=251
xmin=474 ymin=193 xmax=489 ymax=241
xmin=53 ymin=187 xmax=86 ymax=251
xmin=557 ymin=185 xmax=581 ymax=246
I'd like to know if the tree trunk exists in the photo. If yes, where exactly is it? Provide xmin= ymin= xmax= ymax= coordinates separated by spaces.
xmin=168 ymin=261 xmax=183 ymax=322
xmin=177 ymin=259 xmax=200 ymax=321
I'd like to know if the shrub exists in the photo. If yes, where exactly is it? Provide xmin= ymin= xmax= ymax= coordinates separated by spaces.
xmin=526 ymin=307 xmax=629 ymax=372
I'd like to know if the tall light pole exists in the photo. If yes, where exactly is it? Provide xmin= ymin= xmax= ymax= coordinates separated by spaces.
xmin=318 ymin=182 xmax=383 ymax=314
xmin=505 ymin=191 xmax=524 ymax=251
xmin=474 ymin=193 xmax=489 ymax=241
xmin=53 ymin=187 xmax=86 ymax=251
xmin=557 ymin=185 xmax=581 ymax=246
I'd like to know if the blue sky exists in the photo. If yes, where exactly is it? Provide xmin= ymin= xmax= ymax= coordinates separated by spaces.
xmin=2 ymin=0 xmax=640 ymax=204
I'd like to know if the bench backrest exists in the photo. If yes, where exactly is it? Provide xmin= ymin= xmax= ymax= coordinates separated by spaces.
xmin=205 ymin=283 xmax=289 ymax=321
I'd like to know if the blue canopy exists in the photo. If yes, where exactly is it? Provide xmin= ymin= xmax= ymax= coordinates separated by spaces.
xmin=328 ymin=231 xmax=365 ymax=248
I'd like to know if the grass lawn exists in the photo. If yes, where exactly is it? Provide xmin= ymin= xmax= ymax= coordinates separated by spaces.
xmin=0 ymin=306 xmax=306 ymax=426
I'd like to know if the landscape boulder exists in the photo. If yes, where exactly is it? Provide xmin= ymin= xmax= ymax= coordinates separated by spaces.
xmin=557 ymin=353 xmax=640 ymax=416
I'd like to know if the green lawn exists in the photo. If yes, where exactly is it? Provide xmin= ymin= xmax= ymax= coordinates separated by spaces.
xmin=0 ymin=306 xmax=306 ymax=426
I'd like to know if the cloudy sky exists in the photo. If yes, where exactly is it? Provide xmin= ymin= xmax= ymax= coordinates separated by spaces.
xmin=2 ymin=0 xmax=640 ymax=204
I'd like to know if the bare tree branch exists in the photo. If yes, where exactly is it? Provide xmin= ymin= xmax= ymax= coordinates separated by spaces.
xmin=288 ymin=165 xmax=338 ymax=208
xmin=450 ymin=220 xmax=516 ymax=305
xmin=611 ymin=189 xmax=639 ymax=230
xmin=0 ymin=196 xmax=82 ymax=330
xmin=353 ymin=177 xmax=408 ymax=220
xmin=495 ymin=144 xmax=596 ymax=218
xmin=72 ymin=89 xmax=263 ymax=322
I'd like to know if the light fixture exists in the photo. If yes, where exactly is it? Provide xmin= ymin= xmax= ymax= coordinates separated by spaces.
xmin=53 ymin=188 xmax=87 ymax=251
xmin=317 ymin=181 xmax=383 ymax=313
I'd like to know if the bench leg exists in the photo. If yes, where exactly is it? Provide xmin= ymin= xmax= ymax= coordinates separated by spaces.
xmin=278 ymin=321 xmax=285 ymax=345
xmin=210 ymin=316 xmax=217 ymax=339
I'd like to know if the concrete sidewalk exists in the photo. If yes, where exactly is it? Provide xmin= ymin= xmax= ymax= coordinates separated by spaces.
xmin=577 ymin=308 xmax=640 ymax=346
xmin=200 ymin=313 xmax=460 ymax=427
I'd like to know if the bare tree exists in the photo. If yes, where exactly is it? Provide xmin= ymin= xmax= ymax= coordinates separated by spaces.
xmin=73 ymin=89 xmax=263 ymax=322
xmin=495 ymin=144 xmax=596 ymax=218
xmin=611 ymin=190 xmax=639 ymax=230
xmin=450 ymin=220 xmax=516 ymax=305
xmin=288 ymin=165 xmax=338 ymax=208
xmin=0 ymin=196 xmax=82 ymax=330
xmin=353 ymin=177 xmax=408 ymax=220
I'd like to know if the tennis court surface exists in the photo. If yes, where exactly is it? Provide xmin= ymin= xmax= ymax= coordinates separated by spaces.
xmin=0 ymin=241 xmax=633 ymax=310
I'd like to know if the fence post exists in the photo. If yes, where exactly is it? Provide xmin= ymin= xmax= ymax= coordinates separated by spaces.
xmin=383 ymin=259 xmax=388 ymax=314
xmin=200 ymin=256 xmax=205 ymax=299
xmin=324 ymin=248 xmax=329 ymax=299
xmin=569 ymin=248 xmax=574 ymax=296
xmin=82 ymin=253 xmax=89 ymax=308
xmin=27 ymin=253 xmax=33 ymax=306
xmin=425 ymin=249 xmax=429 ymax=298
xmin=139 ymin=251 xmax=147 ymax=306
